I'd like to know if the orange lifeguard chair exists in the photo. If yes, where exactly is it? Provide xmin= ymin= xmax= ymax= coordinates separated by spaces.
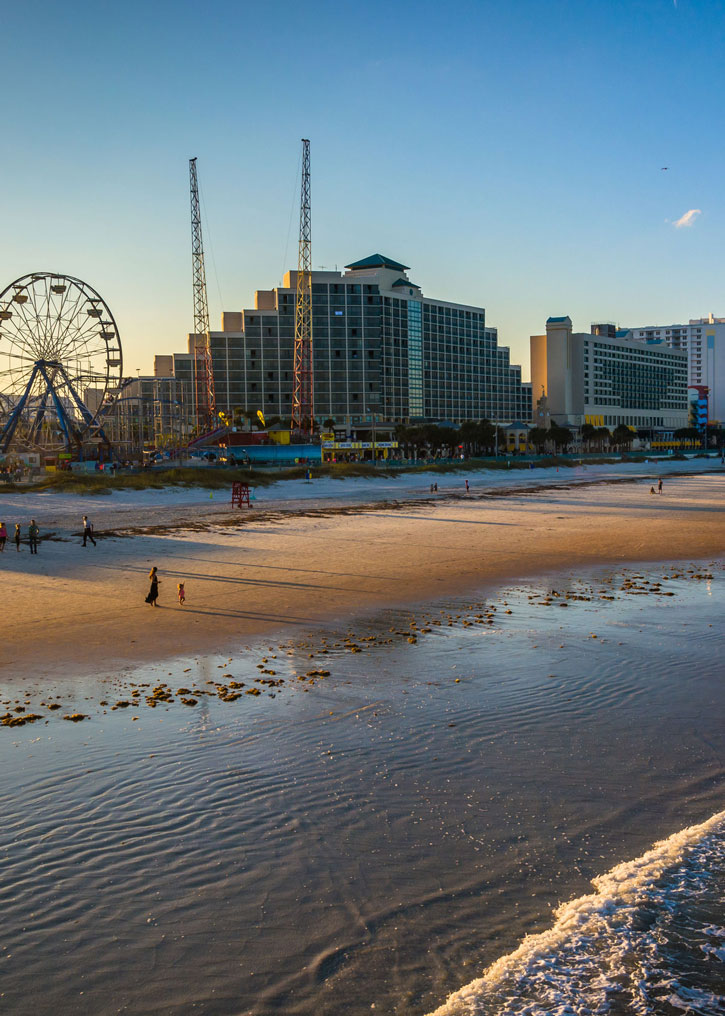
xmin=231 ymin=481 xmax=252 ymax=507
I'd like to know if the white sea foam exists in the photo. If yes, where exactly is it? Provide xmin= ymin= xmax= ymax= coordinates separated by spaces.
xmin=427 ymin=809 xmax=725 ymax=1016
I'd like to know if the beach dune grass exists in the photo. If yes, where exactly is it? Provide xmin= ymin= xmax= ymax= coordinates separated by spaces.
xmin=0 ymin=455 xmax=654 ymax=495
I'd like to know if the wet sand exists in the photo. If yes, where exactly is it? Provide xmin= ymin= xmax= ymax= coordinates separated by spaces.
xmin=2 ymin=472 xmax=723 ymax=678
xmin=1 ymin=563 xmax=723 ymax=1015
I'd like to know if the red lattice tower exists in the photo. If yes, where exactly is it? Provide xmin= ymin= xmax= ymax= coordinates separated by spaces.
xmin=189 ymin=157 xmax=216 ymax=433
xmin=291 ymin=139 xmax=313 ymax=437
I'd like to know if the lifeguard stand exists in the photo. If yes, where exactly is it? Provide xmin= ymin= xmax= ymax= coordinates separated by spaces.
xmin=231 ymin=481 xmax=252 ymax=507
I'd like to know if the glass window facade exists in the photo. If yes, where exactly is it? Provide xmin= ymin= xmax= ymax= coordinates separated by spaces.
xmin=167 ymin=264 xmax=532 ymax=425
xmin=407 ymin=300 xmax=423 ymax=417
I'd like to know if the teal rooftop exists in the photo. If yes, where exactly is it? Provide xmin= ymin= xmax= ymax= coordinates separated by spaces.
xmin=345 ymin=254 xmax=411 ymax=272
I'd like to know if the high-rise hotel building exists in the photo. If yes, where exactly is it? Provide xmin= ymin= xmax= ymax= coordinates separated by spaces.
xmin=155 ymin=255 xmax=531 ymax=426
xmin=623 ymin=315 xmax=725 ymax=424
xmin=531 ymin=317 xmax=688 ymax=432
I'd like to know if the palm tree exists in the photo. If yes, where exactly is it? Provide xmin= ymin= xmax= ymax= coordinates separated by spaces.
xmin=612 ymin=424 xmax=634 ymax=449
xmin=581 ymin=423 xmax=596 ymax=451
xmin=595 ymin=427 xmax=612 ymax=451
xmin=528 ymin=427 xmax=549 ymax=453
xmin=549 ymin=425 xmax=572 ymax=452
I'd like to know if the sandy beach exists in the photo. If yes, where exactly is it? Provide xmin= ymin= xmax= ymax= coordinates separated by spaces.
xmin=1 ymin=465 xmax=723 ymax=1016
xmin=2 ymin=464 xmax=723 ymax=677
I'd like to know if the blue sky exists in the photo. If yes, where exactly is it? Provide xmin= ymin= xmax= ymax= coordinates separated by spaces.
xmin=1 ymin=0 xmax=723 ymax=378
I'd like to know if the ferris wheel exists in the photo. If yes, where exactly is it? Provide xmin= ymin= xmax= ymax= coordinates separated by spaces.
xmin=0 ymin=272 xmax=123 ymax=454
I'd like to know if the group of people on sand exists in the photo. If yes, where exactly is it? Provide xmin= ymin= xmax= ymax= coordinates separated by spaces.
xmin=0 ymin=507 xmax=185 ymax=609
xmin=429 ymin=480 xmax=472 ymax=494
xmin=649 ymin=478 xmax=664 ymax=495
xmin=145 ymin=567 xmax=185 ymax=608
xmin=0 ymin=520 xmax=40 ymax=554
xmin=0 ymin=514 xmax=97 ymax=555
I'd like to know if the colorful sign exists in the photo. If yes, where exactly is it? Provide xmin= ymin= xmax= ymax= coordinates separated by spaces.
xmin=322 ymin=441 xmax=398 ymax=450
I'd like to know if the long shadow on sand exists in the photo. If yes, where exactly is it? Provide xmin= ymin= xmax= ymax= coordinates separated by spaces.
xmin=152 ymin=605 xmax=318 ymax=623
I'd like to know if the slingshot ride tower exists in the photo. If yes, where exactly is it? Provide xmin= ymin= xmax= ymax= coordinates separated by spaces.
xmin=0 ymin=272 xmax=123 ymax=456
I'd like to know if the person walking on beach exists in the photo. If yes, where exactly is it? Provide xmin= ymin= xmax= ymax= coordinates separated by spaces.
xmin=28 ymin=519 xmax=39 ymax=554
xmin=0 ymin=522 xmax=6 ymax=552
xmin=82 ymin=515 xmax=96 ymax=547
xmin=13 ymin=523 xmax=21 ymax=551
xmin=145 ymin=567 xmax=160 ymax=606
xmin=177 ymin=582 xmax=185 ymax=605
xmin=658 ymin=478 xmax=663 ymax=494
xmin=465 ymin=479 xmax=470 ymax=493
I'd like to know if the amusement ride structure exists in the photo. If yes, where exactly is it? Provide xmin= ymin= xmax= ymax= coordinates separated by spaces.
xmin=189 ymin=157 xmax=217 ymax=437
xmin=0 ymin=272 xmax=123 ymax=455
xmin=291 ymin=138 xmax=314 ymax=437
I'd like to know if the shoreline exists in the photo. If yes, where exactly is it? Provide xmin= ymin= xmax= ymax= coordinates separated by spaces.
xmin=3 ymin=471 xmax=724 ymax=679
xmin=2 ymin=560 xmax=723 ymax=1015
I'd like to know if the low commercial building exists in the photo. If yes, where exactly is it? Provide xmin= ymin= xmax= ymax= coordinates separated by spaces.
xmin=530 ymin=316 xmax=688 ymax=434
xmin=156 ymin=255 xmax=532 ymax=427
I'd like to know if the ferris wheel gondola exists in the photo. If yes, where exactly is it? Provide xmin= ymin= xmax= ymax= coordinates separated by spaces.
xmin=0 ymin=272 xmax=123 ymax=454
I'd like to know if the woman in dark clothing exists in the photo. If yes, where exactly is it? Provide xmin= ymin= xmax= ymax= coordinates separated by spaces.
xmin=145 ymin=567 xmax=160 ymax=606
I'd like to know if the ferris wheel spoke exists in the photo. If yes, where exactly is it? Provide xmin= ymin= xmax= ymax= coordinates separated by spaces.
xmin=53 ymin=281 xmax=109 ymax=360
xmin=0 ymin=364 xmax=40 ymax=390
xmin=57 ymin=308 xmax=110 ymax=362
xmin=48 ymin=281 xmax=77 ymax=350
xmin=1 ymin=310 xmax=41 ymax=360
xmin=53 ymin=293 xmax=94 ymax=356
xmin=62 ymin=328 xmax=109 ymax=364
xmin=12 ymin=285 xmax=46 ymax=358
xmin=0 ymin=348 xmax=42 ymax=367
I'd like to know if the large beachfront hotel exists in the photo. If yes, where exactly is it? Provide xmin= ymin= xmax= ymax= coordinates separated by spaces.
xmin=155 ymin=255 xmax=532 ymax=426
xmin=531 ymin=317 xmax=689 ymax=433
xmin=624 ymin=315 xmax=725 ymax=424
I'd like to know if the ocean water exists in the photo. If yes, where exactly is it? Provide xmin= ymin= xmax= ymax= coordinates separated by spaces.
xmin=430 ymin=811 xmax=725 ymax=1015
xmin=1 ymin=562 xmax=723 ymax=1015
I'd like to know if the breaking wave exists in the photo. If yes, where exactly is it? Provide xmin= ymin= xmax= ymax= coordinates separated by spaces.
xmin=429 ymin=810 xmax=725 ymax=1015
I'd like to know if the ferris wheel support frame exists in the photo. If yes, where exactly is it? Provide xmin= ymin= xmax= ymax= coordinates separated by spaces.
xmin=0 ymin=363 xmax=42 ymax=452
xmin=0 ymin=358 xmax=110 ymax=454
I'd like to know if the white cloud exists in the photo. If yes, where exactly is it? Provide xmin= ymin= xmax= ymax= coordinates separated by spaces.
xmin=674 ymin=208 xmax=702 ymax=228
